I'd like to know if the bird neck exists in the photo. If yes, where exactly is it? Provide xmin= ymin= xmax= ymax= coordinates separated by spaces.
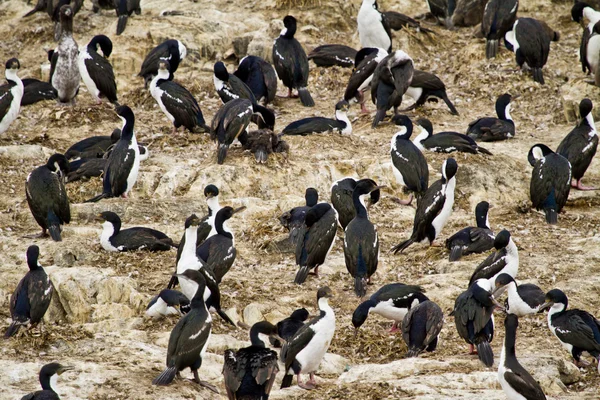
xmin=27 ymin=256 xmax=41 ymax=271
xmin=249 ymin=326 xmax=267 ymax=347
xmin=476 ymin=212 xmax=490 ymax=229
xmin=352 ymin=192 xmax=369 ymax=218
xmin=207 ymin=196 xmax=220 ymax=215
xmin=582 ymin=111 xmax=597 ymax=135
xmin=190 ymin=286 xmax=207 ymax=309
xmin=182 ymin=225 xmax=198 ymax=255
xmin=503 ymin=323 xmax=517 ymax=358
xmin=318 ymin=297 xmax=333 ymax=314
xmin=215 ymin=215 xmax=233 ymax=239
xmin=60 ymin=15 xmax=73 ymax=36
xmin=412 ymin=126 xmax=428 ymax=150
xmin=40 ymin=372 xmax=58 ymax=392
xmin=102 ymin=220 xmax=119 ymax=236
xmin=5 ymin=69 xmax=21 ymax=86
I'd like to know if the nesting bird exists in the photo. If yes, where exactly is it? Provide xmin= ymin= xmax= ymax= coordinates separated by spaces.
xmin=402 ymin=300 xmax=444 ymax=357
xmin=239 ymin=129 xmax=288 ymax=163
xmin=0 ymin=58 xmax=24 ymax=134
xmin=52 ymin=5 xmax=80 ymax=104
xmin=78 ymin=35 xmax=118 ymax=104
xmin=445 ymin=201 xmax=495 ymax=262
xmin=307 ymin=44 xmax=357 ymax=68
xmin=96 ymin=211 xmax=176 ymax=252
xmin=467 ymin=93 xmax=516 ymax=141
xmin=404 ymin=70 xmax=459 ymax=115
xmin=413 ymin=118 xmax=492 ymax=155
xmin=282 ymin=100 xmax=351 ymax=135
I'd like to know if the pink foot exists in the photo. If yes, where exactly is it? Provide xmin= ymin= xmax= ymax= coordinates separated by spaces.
xmin=574 ymin=359 xmax=591 ymax=367
xmin=360 ymin=103 xmax=371 ymax=114
xmin=392 ymin=194 xmax=413 ymax=206
xmin=469 ymin=344 xmax=478 ymax=355
xmin=389 ymin=322 xmax=400 ymax=333
xmin=573 ymin=179 xmax=596 ymax=191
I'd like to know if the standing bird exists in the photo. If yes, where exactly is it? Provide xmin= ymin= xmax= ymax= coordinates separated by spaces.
xmin=281 ymin=287 xmax=335 ymax=390
xmin=390 ymin=115 xmax=429 ymax=205
xmin=402 ymin=300 xmax=444 ymax=357
xmin=413 ymin=118 xmax=492 ymax=155
xmin=482 ymin=0 xmax=519 ymax=59
xmin=282 ymin=100 xmax=351 ymax=135
xmin=78 ymin=35 xmax=118 ymax=104
xmin=426 ymin=0 xmax=456 ymax=28
xmin=445 ymin=201 xmax=495 ymax=262
xmin=403 ymin=70 xmax=459 ymax=115
xmin=468 ymin=229 xmax=519 ymax=288
xmin=20 ymin=363 xmax=74 ymax=400
xmin=344 ymin=47 xmax=388 ymax=114
xmin=0 ymin=58 xmax=24 ymax=134
xmin=85 ymin=106 xmax=140 ymax=202
xmin=139 ymin=39 xmax=187 ymax=86
xmin=26 ymin=153 xmax=70 ymax=241
xmin=150 ymin=60 xmax=208 ymax=134
xmin=572 ymin=2 xmax=600 ymax=85
xmin=331 ymin=177 xmax=381 ymax=230
xmin=5 ymin=246 xmax=53 ymax=338
xmin=556 ymin=98 xmax=597 ymax=190
xmin=492 ymin=274 xmax=545 ymax=317
xmin=146 ymin=289 xmax=190 ymax=318
xmin=272 ymin=15 xmax=315 ymax=107
xmin=528 ymin=144 xmax=571 ymax=224
xmin=307 ymin=44 xmax=357 ymax=68
xmin=343 ymin=179 xmax=384 ymax=297
xmin=223 ymin=321 xmax=282 ymax=400
xmin=391 ymin=158 xmax=458 ymax=254
xmin=280 ymin=188 xmax=319 ymax=247
xmin=270 ymin=308 xmax=310 ymax=348
xmin=96 ymin=211 xmax=176 ymax=252
xmin=234 ymin=55 xmax=277 ymax=105
xmin=498 ymin=315 xmax=547 ymax=400
xmin=52 ymin=5 xmax=80 ymax=104
xmin=357 ymin=0 xmax=392 ymax=52
xmin=116 ymin=0 xmax=141 ymax=35
xmin=294 ymin=202 xmax=338 ymax=284
xmin=467 ymin=93 xmax=515 ymax=141
xmin=452 ymin=0 xmax=488 ymax=27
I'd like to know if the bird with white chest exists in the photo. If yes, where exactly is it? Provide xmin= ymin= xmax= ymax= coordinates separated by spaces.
xmin=0 ymin=58 xmax=24 ymax=134
xmin=357 ymin=0 xmax=392 ymax=52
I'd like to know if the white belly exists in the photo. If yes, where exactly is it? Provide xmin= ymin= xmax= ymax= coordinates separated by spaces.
xmin=78 ymin=50 xmax=100 ymax=101
xmin=405 ymin=86 xmax=423 ymax=102
xmin=587 ymin=35 xmax=600 ymax=73
xmin=151 ymin=86 xmax=175 ymax=123
xmin=431 ymin=178 xmax=455 ymax=238
xmin=358 ymin=10 xmax=391 ymax=50
xmin=125 ymin=134 xmax=141 ymax=195
xmin=0 ymin=83 xmax=23 ymax=134
xmin=293 ymin=315 xmax=335 ymax=374
xmin=372 ymin=299 xmax=407 ymax=322
xmin=498 ymin=365 xmax=527 ymax=400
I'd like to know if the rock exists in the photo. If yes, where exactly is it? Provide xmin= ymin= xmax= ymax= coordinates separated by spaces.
xmin=223 ymin=307 xmax=240 ymax=326
xmin=207 ymin=334 xmax=248 ymax=353
xmin=556 ymin=357 xmax=582 ymax=385
xmin=243 ymin=303 xmax=264 ymax=326
xmin=53 ymin=248 xmax=78 ymax=268
xmin=92 ymin=303 xmax=136 ymax=321
xmin=338 ymin=358 xmax=455 ymax=383
xmin=153 ymin=162 xmax=198 ymax=197
xmin=319 ymin=353 xmax=350 ymax=375
xmin=0 ymin=145 xmax=54 ymax=161
xmin=560 ymin=80 xmax=600 ymax=123
xmin=233 ymin=35 xmax=253 ymax=58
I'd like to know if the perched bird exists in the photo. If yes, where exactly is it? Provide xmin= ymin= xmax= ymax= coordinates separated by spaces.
xmin=78 ymin=35 xmax=118 ymax=104
xmin=492 ymin=273 xmax=545 ymax=317
xmin=402 ymin=300 xmax=444 ymax=357
xmin=96 ymin=211 xmax=175 ymax=252
xmin=352 ymin=283 xmax=429 ymax=333
xmin=210 ymin=98 xmax=256 ymax=164
xmin=344 ymin=47 xmax=388 ymax=113
xmin=413 ymin=118 xmax=492 ymax=155
xmin=383 ymin=11 xmax=435 ymax=33
xmin=280 ymin=188 xmax=319 ymax=247
xmin=294 ymin=202 xmax=338 ymax=284
xmin=269 ymin=308 xmax=310 ymax=348
xmin=20 ymin=363 xmax=74 ymax=400
xmin=52 ymin=6 xmax=80 ymax=104
xmin=540 ymin=289 xmax=600 ymax=371
xmin=452 ymin=0 xmax=488 ymax=27
xmin=282 ymin=100 xmax=351 ymax=135
xmin=445 ymin=201 xmax=495 ymax=262
xmin=528 ymin=144 xmax=571 ymax=224
xmin=272 ymin=15 xmax=315 ymax=106
xmin=467 ymin=93 xmax=515 ymax=141
xmin=115 ymin=0 xmax=141 ymax=35
xmin=403 ymin=70 xmax=458 ymax=115
xmin=234 ymin=55 xmax=277 ymax=105
xmin=344 ymin=179 xmax=384 ymax=297
xmin=0 ymin=58 xmax=24 ymax=134
xmin=572 ymin=1 xmax=600 ymax=85
xmin=370 ymin=50 xmax=414 ymax=128
xmin=426 ymin=0 xmax=456 ymax=28
xmin=482 ymin=0 xmax=519 ymax=58
xmin=139 ymin=39 xmax=187 ymax=86
xmin=85 ymin=106 xmax=140 ymax=202
xmin=331 ymin=177 xmax=381 ymax=230
xmin=5 ymin=246 xmax=53 ymax=338
xmin=390 ymin=115 xmax=429 ymax=205
xmin=150 ymin=60 xmax=208 ymax=134
xmin=64 ymin=128 xmax=121 ymax=160
xmin=281 ymin=287 xmax=335 ymax=390
xmin=357 ymin=0 xmax=392 ymax=52
xmin=26 ymin=153 xmax=70 ymax=241
xmin=469 ymin=229 xmax=519 ymax=288
xmin=238 ymin=129 xmax=289 ymax=163
xmin=146 ymin=289 xmax=190 ymax=318
xmin=391 ymin=158 xmax=458 ymax=254
xmin=223 ymin=321 xmax=282 ymax=400
xmin=308 ymin=44 xmax=357 ymax=68
xmin=556 ymin=98 xmax=597 ymax=190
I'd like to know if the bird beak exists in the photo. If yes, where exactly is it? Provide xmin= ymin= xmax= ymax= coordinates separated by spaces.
xmin=491 ymin=296 xmax=505 ymax=311
xmin=538 ymin=301 xmax=553 ymax=312
xmin=58 ymin=365 xmax=74 ymax=375
xmin=237 ymin=321 xmax=251 ymax=330
xmin=511 ymin=94 xmax=521 ymax=100
xmin=491 ymin=285 xmax=506 ymax=298
xmin=270 ymin=334 xmax=286 ymax=344
xmin=94 ymin=214 xmax=104 ymax=222
xmin=233 ymin=206 xmax=247 ymax=214
xmin=370 ymin=185 xmax=386 ymax=193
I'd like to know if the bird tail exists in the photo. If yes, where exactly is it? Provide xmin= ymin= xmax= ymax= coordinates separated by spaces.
xmin=533 ymin=68 xmax=545 ymax=85
xmin=252 ymin=104 xmax=275 ymax=130
xmin=217 ymin=144 xmax=229 ymax=164
xmin=294 ymin=265 xmax=310 ymax=285
xmin=47 ymin=210 xmax=62 ymax=242
xmin=254 ymin=149 xmax=268 ymax=163
xmin=23 ymin=6 xmax=42 ymax=17
xmin=477 ymin=340 xmax=494 ymax=367
xmin=545 ymin=208 xmax=558 ymax=225
xmin=217 ymin=309 xmax=236 ymax=326
xmin=476 ymin=145 xmax=493 ymax=155
xmin=298 ymin=87 xmax=314 ymax=107
xmin=486 ymin=39 xmax=498 ymax=59
xmin=391 ymin=238 xmax=414 ymax=254
xmin=372 ymin=109 xmax=387 ymax=128
xmin=449 ymin=246 xmax=463 ymax=262
xmin=84 ymin=192 xmax=110 ymax=203
xmin=117 ymin=15 xmax=128 ymax=35
xmin=354 ymin=276 xmax=367 ymax=297
xmin=167 ymin=275 xmax=178 ymax=289
xmin=152 ymin=366 xmax=177 ymax=386
xmin=4 ymin=322 xmax=22 ymax=338
xmin=440 ymin=92 xmax=459 ymax=115
xmin=406 ymin=347 xmax=421 ymax=358
xmin=281 ymin=374 xmax=293 ymax=389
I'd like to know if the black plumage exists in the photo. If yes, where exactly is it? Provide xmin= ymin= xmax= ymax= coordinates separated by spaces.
xmin=115 ymin=0 xmax=141 ymax=35
xmin=528 ymin=144 xmax=571 ymax=224
xmin=23 ymin=0 xmax=83 ymax=41
xmin=467 ymin=93 xmax=515 ymax=141
xmin=451 ymin=0 xmax=488 ymax=27
xmin=139 ymin=39 xmax=186 ymax=86
xmin=0 ymin=58 xmax=24 ymax=134
xmin=234 ymin=56 xmax=277 ymax=105
xmin=282 ymin=100 xmax=351 ymax=135
xmin=331 ymin=177 xmax=380 ymax=230
xmin=269 ymin=308 xmax=309 ymax=348
xmin=79 ymin=35 xmax=118 ymax=104
xmin=344 ymin=47 xmax=388 ymax=114
xmin=572 ymin=2 xmax=600 ymax=82
xmin=211 ymin=98 xmax=255 ymax=164
xmin=307 ymin=44 xmax=357 ymax=68
xmin=145 ymin=289 xmax=190 ymax=318
xmin=468 ymin=229 xmax=518 ymax=288
xmin=238 ymin=128 xmax=289 ymax=163
xmin=21 ymin=78 xmax=56 ymax=106
xmin=482 ymin=0 xmax=519 ymax=58
xmin=492 ymin=273 xmax=545 ymax=317
xmin=445 ymin=201 xmax=495 ymax=262
xmin=5 ymin=246 xmax=53 ymax=338
xmin=66 ymin=157 xmax=106 ymax=183
xmin=383 ymin=11 xmax=435 ymax=33
xmin=20 ymin=363 xmax=74 ymax=400
xmin=402 ymin=300 xmax=444 ymax=357
xmin=279 ymin=188 xmax=319 ymax=247
xmin=64 ymin=128 xmax=120 ymax=160
xmin=426 ymin=0 xmax=456 ymax=28
xmin=414 ymin=118 xmax=492 ymax=155
xmin=25 ymin=153 xmax=70 ymax=241
xmin=97 ymin=211 xmax=175 ymax=252
xmin=403 ymin=70 xmax=458 ymax=115
xmin=272 ymin=15 xmax=314 ymax=107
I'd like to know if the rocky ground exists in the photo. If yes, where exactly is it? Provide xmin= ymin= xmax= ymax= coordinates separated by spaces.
xmin=1 ymin=0 xmax=600 ymax=398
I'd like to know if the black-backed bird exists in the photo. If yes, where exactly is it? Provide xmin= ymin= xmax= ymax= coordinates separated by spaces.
xmin=281 ymin=287 xmax=335 ymax=390
xmin=96 ymin=211 xmax=175 ymax=252
xmin=139 ymin=39 xmax=187 ymax=87
xmin=403 ymin=69 xmax=458 ymax=115
xmin=65 ymin=128 xmax=121 ymax=160
xmin=391 ymin=158 xmax=457 ymax=254
xmin=528 ymin=143 xmax=571 ymax=224
xmin=413 ymin=118 xmax=492 ymax=155
xmin=52 ymin=6 xmax=80 ymax=104
xmin=21 ymin=50 xmax=56 ymax=106
xmin=5 ymin=246 xmax=53 ymax=338
xmin=572 ymin=2 xmax=600 ymax=85
xmin=238 ymin=128 xmax=288 ymax=163
xmin=270 ymin=308 xmax=310 ymax=348
xmin=78 ymin=35 xmax=118 ymax=104
xmin=211 ymin=98 xmax=259 ymax=164
xmin=469 ymin=229 xmax=519 ymax=289
xmin=445 ymin=201 xmax=495 ymax=262
xmin=426 ymin=0 xmax=456 ymax=28
xmin=384 ymin=10 xmax=435 ymax=33
xmin=467 ymin=93 xmax=515 ymax=141
xmin=20 ymin=363 xmax=74 ymax=400
xmin=146 ymin=289 xmax=190 ymax=318
xmin=451 ymin=0 xmax=487 ymax=27
xmin=115 ymin=0 xmax=141 ymax=35
xmin=482 ymin=0 xmax=519 ymax=58
xmin=234 ymin=55 xmax=277 ymax=105
xmin=402 ymin=300 xmax=444 ymax=357
xmin=282 ymin=100 xmax=351 ymax=135
xmin=492 ymin=273 xmax=545 ymax=317
xmin=308 ymin=44 xmax=357 ymax=68
xmin=357 ymin=0 xmax=392 ymax=52
xmin=344 ymin=47 xmax=388 ymax=113
xmin=0 ymin=58 xmax=23 ymax=134
xmin=331 ymin=177 xmax=381 ymax=230
xmin=26 ymin=153 xmax=70 ymax=241
xmin=280 ymin=188 xmax=319 ymax=247
xmin=66 ymin=158 xmax=106 ymax=183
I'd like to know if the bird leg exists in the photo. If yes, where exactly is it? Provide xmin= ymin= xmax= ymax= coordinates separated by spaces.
xmin=389 ymin=321 xmax=400 ymax=333
xmin=309 ymin=266 xmax=319 ymax=277
xmin=192 ymin=370 xmax=220 ymax=393
xmin=469 ymin=344 xmax=478 ymax=355
xmin=297 ymin=374 xmax=316 ymax=390
xmin=121 ymin=193 xmax=128 ymax=198
xmin=358 ymin=92 xmax=370 ymax=114
xmin=391 ymin=194 xmax=413 ymax=206
xmin=171 ymin=125 xmax=177 ymax=135
xmin=572 ymin=178 xmax=596 ymax=191
xmin=176 ymin=372 xmax=182 ymax=379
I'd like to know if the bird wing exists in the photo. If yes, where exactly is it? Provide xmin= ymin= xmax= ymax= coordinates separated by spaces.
xmin=412 ymin=179 xmax=445 ymax=240
xmin=554 ymin=311 xmax=600 ymax=351
xmin=529 ymin=159 xmax=552 ymax=210
xmin=259 ymin=59 xmax=278 ymax=103
xmin=223 ymin=349 xmax=243 ymax=397
xmin=296 ymin=210 xmax=337 ymax=267
xmin=469 ymin=249 xmax=507 ymax=286
xmin=391 ymin=139 xmax=429 ymax=193
xmin=478 ymin=119 xmax=514 ymax=141
xmin=503 ymin=369 xmax=548 ymax=400
xmin=112 ymin=228 xmax=171 ymax=251
xmin=330 ymin=179 xmax=356 ymax=229
xmin=173 ymin=315 xmax=211 ymax=361
xmin=0 ymin=84 xmax=15 ymax=119
xmin=581 ymin=26 xmax=591 ymax=74
xmin=10 ymin=276 xmax=30 ymax=321
xmin=159 ymin=81 xmax=201 ymax=128
xmin=517 ymin=284 xmax=545 ymax=310
xmin=282 ymin=322 xmax=316 ymax=369
xmin=411 ymin=70 xmax=445 ymax=90
xmin=291 ymin=39 xmax=310 ymax=87
xmin=27 ymin=272 xmax=53 ymax=322
xmin=272 ymin=37 xmax=296 ymax=88
xmin=105 ymin=141 xmax=135 ymax=196
xmin=381 ymin=12 xmax=393 ymax=50
xmin=467 ymin=228 xmax=495 ymax=254
xmin=251 ymin=348 xmax=279 ymax=390
xmin=139 ymin=42 xmax=170 ymax=77
xmin=84 ymin=54 xmax=117 ymax=99
xmin=424 ymin=303 xmax=444 ymax=345
xmin=344 ymin=52 xmax=379 ymax=101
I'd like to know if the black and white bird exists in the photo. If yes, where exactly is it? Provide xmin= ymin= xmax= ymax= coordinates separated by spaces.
xmin=371 ymin=50 xmax=414 ymax=128
xmin=223 ymin=321 xmax=281 ymax=400
xmin=344 ymin=47 xmax=388 ymax=113
xmin=540 ymin=289 xmax=600 ymax=371
xmin=0 ymin=58 xmax=24 ymax=134
xmin=26 ymin=153 xmax=70 ymax=241
xmin=150 ymin=60 xmax=208 ymax=134
xmin=52 ymin=5 xmax=80 ymax=104
xmin=426 ymin=0 xmax=456 ymax=28
xmin=556 ymin=98 xmax=597 ymax=190
xmin=270 ymin=308 xmax=310 ymax=348
xmin=403 ymin=70 xmax=459 ymax=115
xmin=272 ymin=15 xmax=315 ymax=107
xmin=139 ymin=39 xmax=187 ymax=86
xmin=234 ymin=55 xmax=277 ymax=105
xmin=482 ymin=0 xmax=519 ymax=58
xmin=85 ymin=106 xmax=140 ymax=202
xmin=282 ymin=100 xmax=351 ymax=135
xmin=146 ymin=289 xmax=190 ymax=318
xmin=281 ymin=287 xmax=335 ymax=390
xmin=294 ymin=202 xmax=338 ymax=284
xmin=78 ymin=35 xmax=118 ymax=104
xmin=96 ymin=211 xmax=176 ymax=252
xmin=66 ymin=158 xmax=106 ymax=183
xmin=528 ymin=143 xmax=571 ymax=224
xmin=467 ymin=93 xmax=515 ymax=141
xmin=498 ymin=314 xmax=547 ymax=400
xmin=413 ymin=118 xmax=492 ymax=155
xmin=492 ymin=273 xmax=545 ymax=317
xmin=392 ymin=158 xmax=457 ymax=254
xmin=115 ymin=0 xmax=141 ymax=35
xmin=280 ymin=188 xmax=319 ymax=247
xmin=402 ymin=300 xmax=444 ymax=357
xmin=352 ymin=283 xmax=429 ymax=333
xmin=572 ymin=2 xmax=600 ymax=85
xmin=344 ymin=179 xmax=384 ymax=297
xmin=21 ymin=78 xmax=57 ymax=106
xmin=65 ymin=128 xmax=121 ymax=160
xmin=331 ymin=177 xmax=381 ymax=230
xmin=390 ymin=115 xmax=429 ymax=205
xmin=308 ymin=44 xmax=357 ymax=68
xmin=445 ymin=201 xmax=495 ymax=262
xmin=20 ymin=363 xmax=74 ymax=400
xmin=23 ymin=0 xmax=84 ymax=40
xmin=469 ymin=229 xmax=519 ymax=289
xmin=5 ymin=246 xmax=53 ymax=338
xmin=357 ymin=0 xmax=392 ymax=52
